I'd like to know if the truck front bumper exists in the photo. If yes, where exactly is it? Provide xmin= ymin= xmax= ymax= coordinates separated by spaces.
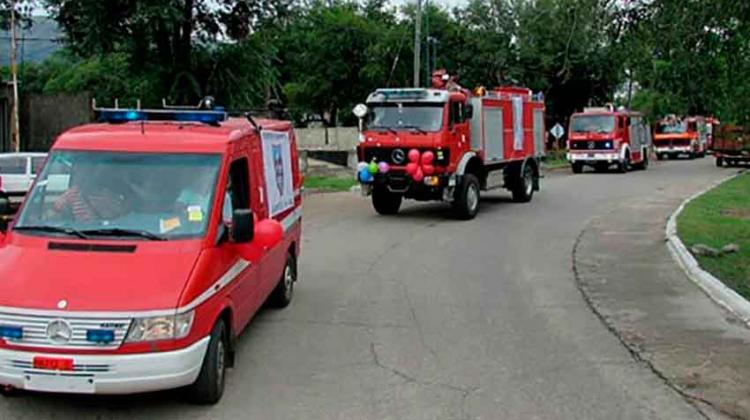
xmin=567 ymin=152 xmax=620 ymax=163
xmin=0 ymin=336 xmax=209 ymax=395
xmin=654 ymin=146 xmax=692 ymax=154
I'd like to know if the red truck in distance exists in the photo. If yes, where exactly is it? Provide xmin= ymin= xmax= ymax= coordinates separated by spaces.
xmin=654 ymin=115 xmax=708 ymax=160
xmin=714 ymin=124 xmax=750 ymax=167
xmin=354 ymin=71 xmax=546 ymax=220
xmin=566 ymin=107 xmax=652 ymax=173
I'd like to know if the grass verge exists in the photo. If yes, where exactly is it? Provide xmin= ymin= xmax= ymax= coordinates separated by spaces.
xmin=543 ymin=149 xmax=569 ymax=169
xmin=677 ymin=173 xmax=750 ymax=298
xmin=303 ymin=175 xmax=357 ymax=192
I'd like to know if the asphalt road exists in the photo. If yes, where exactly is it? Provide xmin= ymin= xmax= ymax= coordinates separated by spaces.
xmin=0 ymin=158 xmax=733 ymax=420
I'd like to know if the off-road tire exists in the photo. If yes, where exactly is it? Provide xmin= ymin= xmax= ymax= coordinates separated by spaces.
xmin=453 ymin=174 xmax=480 ymax=220
xmin=372 ymin=186 xmax=402 ymax=215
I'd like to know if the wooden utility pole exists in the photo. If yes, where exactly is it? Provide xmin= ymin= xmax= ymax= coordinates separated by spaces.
xmin=9 ymin=0 xmax=20 ymax=152
xmin=413 ymin=0 xmax=422 ymax=88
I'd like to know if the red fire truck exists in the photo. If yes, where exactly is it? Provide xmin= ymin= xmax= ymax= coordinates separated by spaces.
xmin=353 ymin=71 xmax=546 ymax=220
xmin=654 ymin=115 xmax=708 ymax=160
xmin=0 ymin=101 xmax=302 ymax=404
xmin=567 ymin=107 xmax=651 ymax=173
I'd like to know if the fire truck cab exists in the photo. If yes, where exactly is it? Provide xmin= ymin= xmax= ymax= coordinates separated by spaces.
xmin=354 ymin=71 xmax=546 ymax=220
xmin=567 ymin=107 xmax=651 ymax=173
xmin=0 ymin=101 xmax=302 ymax=404
xmin=654 ymin=115 xmax=708 ymax=160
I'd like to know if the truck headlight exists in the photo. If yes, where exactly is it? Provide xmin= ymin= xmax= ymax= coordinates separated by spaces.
xmin=125 ymin=311 xmax=194 ymax=343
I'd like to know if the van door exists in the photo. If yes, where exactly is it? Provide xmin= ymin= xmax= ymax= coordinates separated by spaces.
xmin=221 ymin=156 xmax=263 ymax=331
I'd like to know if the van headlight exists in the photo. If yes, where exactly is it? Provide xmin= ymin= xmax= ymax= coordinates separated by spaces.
xmin=125 ymin=311 xmax=194 ymax=342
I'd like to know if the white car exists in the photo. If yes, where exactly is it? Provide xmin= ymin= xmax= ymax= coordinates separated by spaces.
xmin=0 ymin=153 xmax=47 ymax=205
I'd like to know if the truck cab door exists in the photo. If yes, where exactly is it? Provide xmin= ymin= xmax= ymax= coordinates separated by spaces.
xmin=449 ymin=100 xmax=470 ymax=152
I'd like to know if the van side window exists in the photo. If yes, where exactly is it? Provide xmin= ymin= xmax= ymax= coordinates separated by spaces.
xmin=222 ymin=158 xmax=251 ymax=222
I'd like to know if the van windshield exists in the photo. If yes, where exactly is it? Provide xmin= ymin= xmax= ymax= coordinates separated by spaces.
xmin=570 ymin=115 xmax=616 ymax=134
xmin=367 ymin=103 xmax=444 ymax=132
xmin=15 ymin=151 xmax=222 ymax=240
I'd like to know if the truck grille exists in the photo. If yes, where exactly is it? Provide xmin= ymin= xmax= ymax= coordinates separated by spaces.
xmin=0 ymin=312 xmax=131 ymax=350
xmin=570 ymin=140 xmax=614 ymax=150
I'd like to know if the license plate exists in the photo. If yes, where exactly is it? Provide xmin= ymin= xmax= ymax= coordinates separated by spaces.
xmin=24 ymin=374 xmax=95 ymax=393
xmin=33 ymin=356 xmax=74 ymax=371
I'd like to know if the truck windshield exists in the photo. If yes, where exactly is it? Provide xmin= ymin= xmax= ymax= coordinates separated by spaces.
xmin=367 ymin=103 xmax=444 ymax=132
xmin=15 ymin=151 xmax=221 ymax=240
xmin=570 ymin=115 xmax=616 ymax=134
xmin=657 ymin=122 xmax=688 ymax=134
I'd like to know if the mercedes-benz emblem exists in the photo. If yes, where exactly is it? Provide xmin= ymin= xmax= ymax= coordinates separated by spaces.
xmin=587 ymin=141 xmax=595 ymax=150
xmin=391 ymin=149 xmax=406 ymax=164
xmin=46 ymin=319 xmax=73 ymax=345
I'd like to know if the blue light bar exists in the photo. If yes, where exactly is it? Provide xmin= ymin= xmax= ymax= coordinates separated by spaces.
xmin=0 ymin=325 xmax=23 ymax=340
xmin=96 ymin=109 xmax=228 ymax=125
xmin=375 ymin=89 xmax=429 ymax=100
xmin=86 ymin=329 xmax=115 ymax=344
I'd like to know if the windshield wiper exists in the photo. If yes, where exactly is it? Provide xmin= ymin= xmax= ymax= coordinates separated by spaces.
xmin=80 ymin=228 xmax=167 ymax=241
xmin=370 ymin=126 xmax=398 ymax=135
xmin=14 ymin=225 xmax=89 ymax=240
xmin=400 ymin=125 xmax=428 ymax=134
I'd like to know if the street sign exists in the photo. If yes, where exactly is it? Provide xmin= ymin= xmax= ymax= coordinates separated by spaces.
xmin=550 ymin=123 xmax=565 ymax=140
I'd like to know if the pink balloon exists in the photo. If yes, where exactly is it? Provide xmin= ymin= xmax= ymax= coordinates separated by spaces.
xmin=421 ymin=151 xmax=435 ymax=165
xmin=422 ymin=164 xmax=435 ymax=175
xmin=405 ymin=162 xmax=418 ymax=175
xmin=378 ymin=161 xmax=390 ymax=174
xmin=255 ymin=219 xmax=284 ymax=249
xmin=408 ymin=149 xmax=420 ymax=163
xmin=413 ymin=167 xmax=424 ymax=182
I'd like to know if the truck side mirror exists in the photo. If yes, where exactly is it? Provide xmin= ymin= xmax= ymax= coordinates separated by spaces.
xmin=231 ymin=209 xmax=254 ymax=244
xmin=466 ymin=104 xmax=474 ymax=120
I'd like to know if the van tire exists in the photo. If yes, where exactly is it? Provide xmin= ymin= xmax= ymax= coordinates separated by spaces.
xmin=187 ymin=321 xmax=228 ymax=405
xmin=270 ymin=252 xmax=296 ymax=308
xmin=372 ymin=186 xmax=402 ymax=215
xmin=453 ymin=174 xmax=480 ymax=220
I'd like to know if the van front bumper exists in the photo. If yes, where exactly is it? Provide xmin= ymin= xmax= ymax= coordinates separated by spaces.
xmin=0 ymin=336 xmax=209 ymax=395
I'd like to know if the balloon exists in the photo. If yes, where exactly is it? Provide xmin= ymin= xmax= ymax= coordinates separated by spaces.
xmin=421 ymin=151 xmax=435 ymax=165
xmin=378 ymin=162 xmax=390 ymax=174
xmin=413 ymin=167 xmax=424 ymax=182
xmin=405 ymin=162 xmax=418 ymax=175
xmin=408 ymin=149 xmax=420 ymax=162
xmin=359 ymin=168 xmax=372 ymax=183
xmin=368 ymin=161 xmax=379 ymax=174
xmin=357 ymin=162 xmax=368 ymax=172
xmin=422 ymin=164 xmax=435 ymax=175
xmin=255 ymin=219 xmax=284 ymax=249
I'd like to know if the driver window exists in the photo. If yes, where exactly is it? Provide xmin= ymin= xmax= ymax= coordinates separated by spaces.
xmin=449 ymin=101 xmax=465 ymax=127
xmin=222 ymin=158 xmax=250 ymax=223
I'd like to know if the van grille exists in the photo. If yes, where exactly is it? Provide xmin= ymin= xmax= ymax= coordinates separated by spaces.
xmin=0 ymin=312 xmax=131 ymax=350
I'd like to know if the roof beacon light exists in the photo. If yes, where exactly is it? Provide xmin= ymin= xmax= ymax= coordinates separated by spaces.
xmin=92 ymin=98 xmax=228 ymax=125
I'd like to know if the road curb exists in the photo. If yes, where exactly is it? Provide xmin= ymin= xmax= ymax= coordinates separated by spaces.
xmin=666 ymin=169 xmax=750 ymax=326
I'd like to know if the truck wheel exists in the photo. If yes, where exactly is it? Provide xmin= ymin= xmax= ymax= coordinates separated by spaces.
xmin=511 ymin=164 xmax=534 ymax=203
xmin=187 ymin=320 xmax=228 ymax=405
xmin=453 ymin=174 xmax=480 ymax=220
xmin=617 ymin=154 xmax=630 ymax=173
xmin=688 ymin=152 xmax=696 ymax=160
xmin=571 ymin=162 xmax=583 ymax=174
xmin=656 ymin=154 xmax=663 ymax=161
xmin=372 ymin=186 xmax=402 ymax=215
xmin=270 ymin=252 xmax=296 ymax=308
xmin=633 ymin=153 xmax=649 ymax=170
xmin=716 ymin=157 xmax=724 ymax=167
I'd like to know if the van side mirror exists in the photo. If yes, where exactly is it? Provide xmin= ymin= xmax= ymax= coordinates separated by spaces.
xmin=231 ymin=209 xmax=254 ymax=244
xmin=466 ymin=104 xmax=474 ymax=120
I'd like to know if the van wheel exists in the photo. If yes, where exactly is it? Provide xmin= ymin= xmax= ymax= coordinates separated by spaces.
xmin=511 ymin=164 xmax=534 ymax=203
xmin=453 ymin=174 xmax=480 ymax=220
xmin=571 ymin=162 xmax=583 ymax=174
xmin=187 ymin=321 xmax=228 ymax=405
xmin=716 ymin=157 xmax=724 ymax=167
xmin=372 ymin=186 xmax=402 ymax=215
xmin=270 ymin=252 xmax=296 ymax=308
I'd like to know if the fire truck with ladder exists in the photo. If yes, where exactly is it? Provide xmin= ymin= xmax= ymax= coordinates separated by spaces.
xmin=353 ymin=71 xmax=546 ymax=220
